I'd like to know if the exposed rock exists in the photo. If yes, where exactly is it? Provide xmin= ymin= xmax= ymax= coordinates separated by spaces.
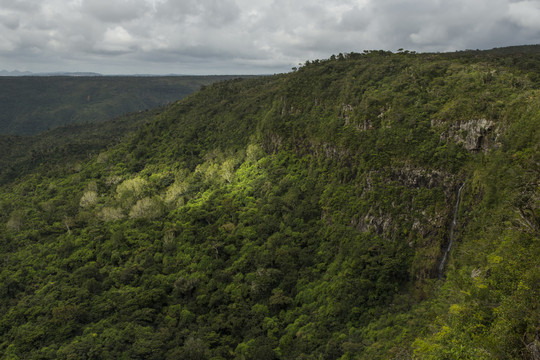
xmin=352 ymin=212 xmax=394 ymax=236
xmin=353 ymin=166 xmax=454 ymax=241
xmin=355 ymin=118 xmax=374 ymax=131
xmin=435 ymin=118 xmax=499 ymax=153
xmin=390 ymin=165 xmax=449 ymax=189
xmin=304 ymin=139 xmax=351 ymax=162
xmin=471 ymin=268 xmax=482 ymax=278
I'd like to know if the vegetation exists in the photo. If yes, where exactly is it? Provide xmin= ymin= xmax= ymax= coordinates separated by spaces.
xmin=0 ymin=107 xmax=163 ymax=184
xmin=0 ymin=75 xmax=246 ymax=135
xmin=0 ymin=45 xmax=538 ymax=359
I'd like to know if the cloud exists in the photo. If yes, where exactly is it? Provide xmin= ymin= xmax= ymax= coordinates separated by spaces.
xmin=0 ymin=14 xmax=20 ymax=30
xmin=155 ymin=0 xmax=241 ymax=27
xmin=507 ymin=1 xmax=540 ymax=30
xmin=82 ymin=0 xmax=149 ymax=23
xmin=96 ymin=26 xmax=138 ymax=53
xmin=1 ymin=0 xmax=539 ymax=74
xmin=334 ymin=0 xmax=517 ymax=51
xmin=0 ymin=0 xmax=41 ymax=12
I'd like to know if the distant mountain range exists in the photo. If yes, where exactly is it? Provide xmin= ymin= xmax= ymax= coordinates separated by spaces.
xmin=0 ymin=69 xmax=103 ymax=76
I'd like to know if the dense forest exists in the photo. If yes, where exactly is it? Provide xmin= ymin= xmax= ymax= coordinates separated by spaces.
xmin=0 ymin=108 xmax=161 ymax=184
xmin=0 ymin=75 xmax=243 ymax=135
xmin=0 ymin=46 xmax=538 ymax=359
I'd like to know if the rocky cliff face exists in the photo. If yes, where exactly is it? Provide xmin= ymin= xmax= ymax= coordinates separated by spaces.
xmin=434 ymin=118 xmax=498 ymax=153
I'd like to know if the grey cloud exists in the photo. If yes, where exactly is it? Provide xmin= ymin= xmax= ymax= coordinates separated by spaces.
xmin=154 ymin=0 xmax=201 ymax=20
xmin=0 ymin=0 xmax=40 ymax=12
xmin=205 ymin=0 xmax=241 ymax=27
xmin=507 ymin=1 xmax=540 ymax=30
xmin=332 ymin=0 xmax=524 ymax=51
xmin=339 ymin=5 xmax=373 ymax=32
xmin=81 ymin=0 xmax=149 ymax=23
xmin=155 ymin=0 xmax=240 ymax=26
xmin=0 ymin=15 xmax=20 ymax=30
xmin=1 ymin=0 xmax=539 ymax=74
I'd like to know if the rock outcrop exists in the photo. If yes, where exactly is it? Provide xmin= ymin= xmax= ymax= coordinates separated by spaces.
xmin=434 ymin=118 xmax=499 ymax=153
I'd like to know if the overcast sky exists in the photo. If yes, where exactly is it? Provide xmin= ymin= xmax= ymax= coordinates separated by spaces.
xmin=1 ymin=0 xmax=539 ymax=74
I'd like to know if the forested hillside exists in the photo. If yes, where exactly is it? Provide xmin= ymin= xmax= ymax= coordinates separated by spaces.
xmin=0 ymin=75 xmax=242 ymax=135
xmin=0 ymin=107 xmax=161 ymax=184
xmin=0 ymin=46 xmax=538 ymax=359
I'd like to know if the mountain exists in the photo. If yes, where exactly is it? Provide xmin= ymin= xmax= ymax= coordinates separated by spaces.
xmin=0 ymin=46 xmax=538 ymax=359
xmin=0 ymin=75 xmax=248 ymax=135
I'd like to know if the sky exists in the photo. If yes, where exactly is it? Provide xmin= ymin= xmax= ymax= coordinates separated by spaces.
xmin=1 ymin=0 xmax=540 ymax=75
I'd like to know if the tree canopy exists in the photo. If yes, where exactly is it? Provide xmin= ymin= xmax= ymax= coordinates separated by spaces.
xmin=0 ymin=46 xmax=538 ymax=359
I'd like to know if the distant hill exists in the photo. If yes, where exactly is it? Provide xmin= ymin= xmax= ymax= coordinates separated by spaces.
xmin=0 ymin=75 xmax=249 ymax=135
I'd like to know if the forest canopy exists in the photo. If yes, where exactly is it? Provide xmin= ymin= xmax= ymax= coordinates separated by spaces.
xmin=0 ymin=45 xmax=538 ymax=359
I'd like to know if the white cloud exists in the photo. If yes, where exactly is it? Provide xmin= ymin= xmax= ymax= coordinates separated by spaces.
xmin=96 ymin=25 xmax=137 ymax=53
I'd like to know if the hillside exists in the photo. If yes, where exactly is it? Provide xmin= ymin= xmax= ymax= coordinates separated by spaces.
xmin=0 ymin=75 xmax=243 ymax=135
xmin=0 ymin=107 xmax=162 ymax=184
xmin=0 ymin=46 xmax=538 ymax=359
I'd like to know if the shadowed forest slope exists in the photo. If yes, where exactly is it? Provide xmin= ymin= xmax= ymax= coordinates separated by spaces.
xmin=0 ymin=75 xmax=244 ymax=135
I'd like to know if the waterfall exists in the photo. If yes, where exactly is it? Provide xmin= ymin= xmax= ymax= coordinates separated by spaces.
xmin=438 ymin=183 xmax=465 ymax=278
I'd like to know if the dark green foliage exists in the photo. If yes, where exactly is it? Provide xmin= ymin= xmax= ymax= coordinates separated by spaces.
xmin=0 ymin=75 xmax=247 ymax=135
xmin=0 ymin=108 xmax=162 ymax=184
xmin=0 ymin=46 xmax=539 ymax=359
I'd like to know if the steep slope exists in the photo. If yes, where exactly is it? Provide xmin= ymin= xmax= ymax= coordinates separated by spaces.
xmin=0 ymin=47 xmax=538 ymax=359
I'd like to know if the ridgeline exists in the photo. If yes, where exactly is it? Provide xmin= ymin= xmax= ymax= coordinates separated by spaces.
xmin=0 ymin=46 xmax=538 ymax=359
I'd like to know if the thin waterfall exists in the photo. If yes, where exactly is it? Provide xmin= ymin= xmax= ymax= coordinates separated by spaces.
xmin=438 ymin=183 xmax=465 ymax=278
